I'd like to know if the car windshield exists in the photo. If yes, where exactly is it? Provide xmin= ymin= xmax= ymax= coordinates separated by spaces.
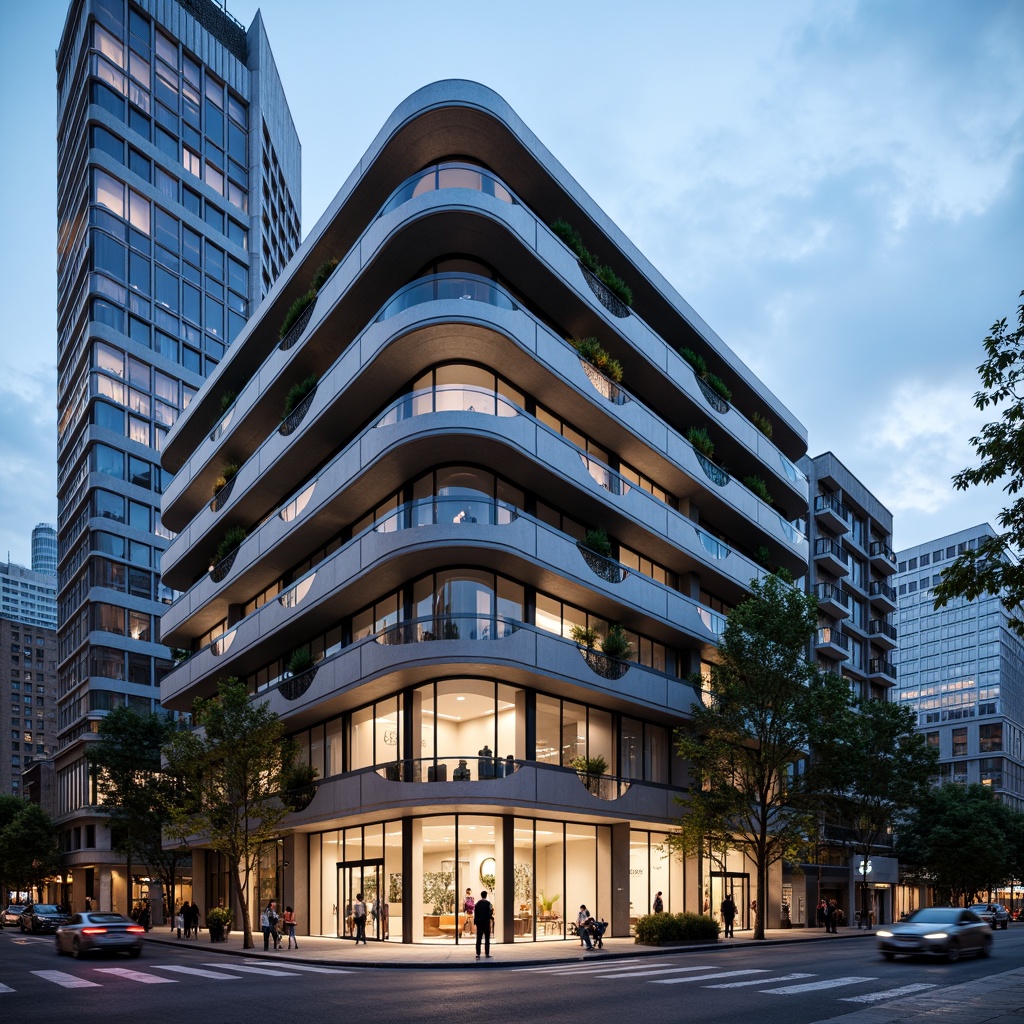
xmin=32 ymin=905 xmax=61 ymax=914
xmin=86 ymin=913 xmax=130 ymax=924
xmin=968 ymin=905 xmax=995 ymax=912
xmin=907 ymin=908 xmax=962 ymax=924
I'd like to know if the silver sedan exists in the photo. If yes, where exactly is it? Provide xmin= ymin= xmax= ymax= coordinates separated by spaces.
xmin=55 ymin=912 xmax=145 ymax=958
xmin=876 ymin=907 xmax=992 ymax=961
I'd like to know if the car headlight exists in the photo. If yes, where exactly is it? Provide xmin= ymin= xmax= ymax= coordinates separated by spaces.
xmin=923 ymin=932 xmax=948 ymax=939
xmin=876 ymin=930 xmax=893 ymax=937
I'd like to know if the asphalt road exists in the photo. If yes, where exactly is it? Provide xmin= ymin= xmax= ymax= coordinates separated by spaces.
xmin=2 ymin=925 xmax=1021 ymax=1024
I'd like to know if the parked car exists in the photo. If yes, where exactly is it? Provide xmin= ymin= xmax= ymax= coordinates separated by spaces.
xmin=20 ymin=904 xmax=71 ymax=934
xmin=876 ymin=907 xmax=992 ymax=961
xmin=2 ymin=904 xmax=26 ymax=926
xmin=968 ymin=903 xmax=1010 ymax=930
xmin=55 ymin=912 xmax=144 ymax=958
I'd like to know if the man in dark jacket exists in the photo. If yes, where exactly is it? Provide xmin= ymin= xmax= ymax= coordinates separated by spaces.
xmin=474 ymin=890 xmax=494 ymax=959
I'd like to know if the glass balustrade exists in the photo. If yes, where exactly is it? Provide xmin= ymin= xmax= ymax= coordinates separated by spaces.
xmin=375 ymin=383 xmax=520 ymax=427
xmin=379 ymin=161 xmax=516 ymax=218
xmin=376 ymin=273 xmax=516 ymax=323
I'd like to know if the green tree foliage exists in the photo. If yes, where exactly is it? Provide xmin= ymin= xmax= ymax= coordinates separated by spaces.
xmin=811 ymin=697 xmax=939 ymax=925
xmin=90 ymin=707 xmax=184 ymax=915
xmin=0 ymin=799 xmax=60 ymax=903
xmin=666 ymin=573 xmax=850 ymax=939
xmin=896 ymin=783 xmax=1022 ymax=905
xmin=163 ymin=678 xmax=315 ymax=949
xmin=933 ymin=290 xmax=1024 ymax=634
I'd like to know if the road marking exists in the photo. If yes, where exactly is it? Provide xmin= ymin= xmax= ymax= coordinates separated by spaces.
xmin=653 ymin=970 xmax=768 ymax=985
xmin=0 ymin=983 xmax=15 ymax=993
xmin=705 ymin=972 xmax=814 ymax=988
xmin=840 ymin=983 xmax=937 ymax=1004
xmin=241 ymin=960 xmax=351 ymax=974
xmin=514 ymin=958 xmax=653 ymax=972
xmin=763 ymin=976 xmax=877 ymax=994
xmin=94 ymin=967 xmax=177 ymax=984
xmin=147 ymin=965 xmax=240 ymax=979
xmin=533 ymin=962 xmax=680 ymax=976
xmin=202 ymin=963 xmax=302 ymax=977
xmin=31 ymin=970 xmax=102 ymax=989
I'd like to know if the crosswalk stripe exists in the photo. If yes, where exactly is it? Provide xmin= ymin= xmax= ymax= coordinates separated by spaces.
xmin=840 ymin=983 xmax=937 ymax=1004
xmin=653 ymin=970 xmax=767 ymax=986
xmin=147 ymin=965 xmax=239 ymax=980
xmin=241 ymin=961 xmax=351 ymax=974
xmin=202 ymin=963 xmax=302 ymax=977
xmin=531 ymin=962 xmax=679 ymax=977
xmin=0 ymin=983 xmax=15 ymax=993
xmin=514 ymin=958 xmax=653 ymax=972
xmin=94 ymin=967 xmax=177 ymax=984
xmin=763 ymin=976 xmax=876 ymax=995
xmin=705 ymin=972 xmax=814 ymax=989
xmin=31 ymin=970 xmax=101 ymax=989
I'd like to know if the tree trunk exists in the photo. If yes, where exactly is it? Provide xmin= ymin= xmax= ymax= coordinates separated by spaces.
xmin=232 ymin=863 xmax=253 ymax=948
xmin=754 ymin=854 xmax=767 ymax=940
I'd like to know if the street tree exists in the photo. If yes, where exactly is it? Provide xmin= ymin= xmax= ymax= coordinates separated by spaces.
xmin=0 ymin=801 xmax=61 ymax=903
xmin=667 ymin=573 xmax=851 ymax=939
xmin=933 ymin=289 xmax=1024 ymax=634
xmin=89 ymin=706 xmax=185 ymax=917
xmin=163 ymin=677 xmax=315 ymax=948
xmin=0 ymin=794 xmax=29 ymax=923
xmin=812 ymin=697 xmax=938 ymax=927
xmin=896 ymin=783 xmax=1016 ymax=905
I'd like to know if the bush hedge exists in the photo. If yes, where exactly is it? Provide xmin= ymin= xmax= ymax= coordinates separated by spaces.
xmin=634 ymin=912 xmax=719 ymax=945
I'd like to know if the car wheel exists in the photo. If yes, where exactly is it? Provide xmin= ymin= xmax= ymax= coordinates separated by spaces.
xmin=882 ymin=951 xmax=895 ymax=960
xmin=72 ymin=938 xmax=82 ymax=959
xmin=980 ymin=938 xmax=992 ymax=958
xmin=19 ymin=921 xmax=25 ymax=933
xmin=946 ymin=942 xmax=960 ymax=963
xmin=55 ymin=938 xmax=63 ymax=956
xmin=129 ymin=947 xmax=141 ymax=959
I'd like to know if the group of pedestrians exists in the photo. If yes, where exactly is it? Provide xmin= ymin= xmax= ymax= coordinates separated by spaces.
xmin=575 ymin=905 xmax=608 ymax=950
xmin=173 ymin=900 xmax=202 ymax=938
xmin=816 ymin=898 xmax=845 ymax=933
xmin=261 ymin=899 xmax=298 ymax=950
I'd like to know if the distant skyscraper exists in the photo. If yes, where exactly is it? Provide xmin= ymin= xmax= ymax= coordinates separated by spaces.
xmin=1 ymin=558 xmax=58 ymax=632
xmin=32 ymin=523 xmax=58 ymax=577
xmin=895 ymin=525 xmax=1024 ymax=811
xmin=55 ymin=0 xmax=300 ymax=910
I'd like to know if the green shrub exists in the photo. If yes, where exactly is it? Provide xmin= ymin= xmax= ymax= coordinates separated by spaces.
xmin=686 ymin=425 xmax=715 ymax=459
xmin=751 ymin=411 xmax=773 ymax=438
xmin=634 ymin=912 xmax=719 ymax=945
xmin=754 ymin=544 xmax=773 ymax=569
xmin=219 ymin=390 xmax=237 ymax=415
xmin=584 ymin=528 xmax=612 ymax=557
xmin=679 ymin=347 xmax=707 ymax=377
xmin=287 ymin=648 xmax=315 ymax=674
xmin=311 ymin=257 xmax=339 ymax=292
xmin=572 ymin=337 xmax=624 ymax=383
xmin=595 ymin=264 xmax=634 ymax=308
xmin=704 ymin=372 xmax=732 ymax=403
xmin=569 ymin=754 xmax=608 ymax=776
xmin=601 ymin=623 xmax=633 ymax=660
xmin=279 ymin=290 xmax=317 ymax=340
xmin=551 ymin=220 xmax=632 ymax=304
xmin=570 ymin=623 xmax=599 ymax=649
xmin=283 ymin=374 xmax=319 ymax=418
xmin=214 ymin=525 xmax=247 ymax=564
xmin=212 ymin=461 xmax=240 ymax=496
xmin=744 ymin=475 xmax=774 ymax=505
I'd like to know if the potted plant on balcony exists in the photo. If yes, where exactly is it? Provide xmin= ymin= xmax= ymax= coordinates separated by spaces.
xmin=570 ymin=623 xmax=599 ymax=649
xmin=686 ymin=425 xmax=715 ymax=460
xmin=584 ymin=528 xmax=612 ymax=557
xmin=279 ymin=290 xmax=317 ymax=342
xmin=751 ymin=411 xmax=773 ymax=438
xmin=680 ymin=347 xmax=731 ymax=406
xmin=571 ymin=337 xmax=624 ymax=384
xmin=570 ymin=753 xmax=609 ymax=795
xmin=550 ymin=219 xmax=633 ymax=311
xmin=280 ymin=647 xmax=317 ymax=701
xmin=212 ymin=460 xmax=240 ymax=497
xmin=743 ymin=475 xmax=774 ymax=506
xmin=282 ymin=374 xmax=319 ymax=420
xmin=601 ymin=624 xmax=633 ymax=661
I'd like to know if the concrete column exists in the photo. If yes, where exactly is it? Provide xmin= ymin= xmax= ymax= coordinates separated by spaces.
xmin=610 ymin=822 xmax=630 ymax=937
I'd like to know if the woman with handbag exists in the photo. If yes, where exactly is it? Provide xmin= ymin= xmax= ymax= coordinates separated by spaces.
xmin=283 ymin=905 xmax=298 ymax=949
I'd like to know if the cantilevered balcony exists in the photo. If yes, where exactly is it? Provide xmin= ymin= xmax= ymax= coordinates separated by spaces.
xmin=813 ymin=493 xmax=850 ymax=535
xmin=814 ymin=581 xmax=850 ymax=620
xmin=814 ymin=537 xmax=849 ymax=578
xmin=816 ymin=625 xmax=850 ymax=660
xmin=869 ymin=540 xmax=898 ymax=575
xmin=868 ymin=579 xmax=897 ymax=614
xmin=868 ymin=619 xmax=897 ymax=651
xmin=868 ymin=657 xmax=897 ymax=685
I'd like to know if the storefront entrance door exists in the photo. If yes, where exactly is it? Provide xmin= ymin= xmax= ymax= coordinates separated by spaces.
xmin=337 ymin=861 xmax=384 ymax=941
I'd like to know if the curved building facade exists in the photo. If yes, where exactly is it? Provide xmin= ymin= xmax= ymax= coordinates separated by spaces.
xmin=160 ymin=82 xmax=811 ymax=942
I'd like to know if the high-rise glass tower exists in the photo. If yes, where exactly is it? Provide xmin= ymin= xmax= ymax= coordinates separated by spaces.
xmin=55 ymin=0 xmax=300 ymax=911
xmin=32 ymin=523 xmax=59 ymax=577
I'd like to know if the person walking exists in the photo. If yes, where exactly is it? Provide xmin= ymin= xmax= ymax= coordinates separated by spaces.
xmin=825 ymin=899 xmax=837 ymax=934
xmin=473 ymin=890 xmax=494 ymax=959
xmin=189 ymin=901 xmax=200 ymax=939
xmin=816 ymin=899 xmax=827 ymax=929
xmin=353 ymin=893 xmax=367 ymax=944
xmin=652 ymin=891 xmax=664 ymax=914
xmin=283 ymin=905 xmax=298 ymax=949
xmin=261 ymin=899 xmax=280 ymax=950
xmin=720 ymin=893 xmax=737 ymax=938
xmin=577 ymin=905 xmax=591 ymax=946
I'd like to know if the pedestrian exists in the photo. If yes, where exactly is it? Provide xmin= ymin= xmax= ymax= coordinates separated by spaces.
xmin=593 ymin=917 xmax=607 ymax=948
xmin=283 ymin=905 xmax=297 ymax=949
xmin=85 ymin=897 xmax=92 ymax=912
xmin=175 ymin=903 xmax=185 ymax=939
xmin=353 ymin=892 xmax=367 ymax=944
xmin=473 ymin=889 xmax=494 ymax=959
xmin=825 ymin=899 xmax=837 ymax=934
xmin=816 ymin=899 xmax=826 ymax=929
xmin=652 ymin=891 xmax=664 ymax=914
xmin=261 ymin=899 xmax=280 ymax=950
xmin=577 ymin=905 xmax=591 ymax=946
xmin=139 ymin=901 xmax=151 ymax=931
xmin=720 ymin=893 xmax=737 ymax=938
xmin=462 ymin=887 xmax=475 ymax=936
xmin=381 ymin=900 xmax=390 ymax=940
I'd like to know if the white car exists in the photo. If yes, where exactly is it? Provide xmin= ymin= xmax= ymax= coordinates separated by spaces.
xmin=968 ymin=903 xmax=1010 ymax=930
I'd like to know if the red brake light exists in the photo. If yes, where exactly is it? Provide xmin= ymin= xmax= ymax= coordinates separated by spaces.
xmin=126 ymin=925 xmax=145 ymax=934
xmin=81 ymin=927 xmax=108 ymax=935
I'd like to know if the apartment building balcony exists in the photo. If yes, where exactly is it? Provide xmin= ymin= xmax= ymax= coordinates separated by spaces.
xmin=814 ymin=582 xmax=850 ymax=620
xmin=869 ymin=540 xmax=898 ymax=575
xmin=815 ymin=625 xmax=850 ymax=660
xmin=813 ymin=493 xmax=850 ymax=535
xmin=868 ymin=579 xmax=897 ymax=614
xmin=868 ymin=657 xmax=897 ymax=684
xmin=867 ymin=619 xmax=897 ymax=651
xmin=814 ymin=537 xmax=849 ymax=578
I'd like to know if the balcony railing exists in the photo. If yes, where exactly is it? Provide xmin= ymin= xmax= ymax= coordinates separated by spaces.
xmin=375 ymin=272 xmax=516 ymax=322
xmin=869 ymin=657 xmax=896 ymax=678
xmin=869 ymin=580 xmax=896 ymax=603
xmin=814 ymin=493 xmax=850 ymax=523
xmin=374 ymin=613 xmax=521 ymax=646
xmin=378 ymin=161 xmax=516 ymax=219
xmin=814 ymin=537 xmax=849 ymax=566
xmin=868 ymin=619 xmax=897 ymax=641
xmin=869 ymin=540 xmax=897 ymax=567
xmin=816 ymin=626 xmax=850 ymax=650
xmin=814 ymin=582 xmax=850 ymax=610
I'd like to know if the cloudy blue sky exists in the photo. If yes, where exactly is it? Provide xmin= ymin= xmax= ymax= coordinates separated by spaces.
xmin=1 ymin=0 xmax=1022 ymax=569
